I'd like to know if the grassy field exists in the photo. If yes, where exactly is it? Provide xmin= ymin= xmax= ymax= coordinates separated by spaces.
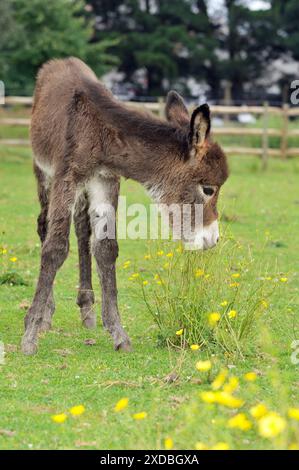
xmin=0 ymin=142 xmax=299 ymax=450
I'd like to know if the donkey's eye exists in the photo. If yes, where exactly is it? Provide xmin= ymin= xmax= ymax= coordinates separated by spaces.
xmin=203 ymin=187 xmax=215 ymax=196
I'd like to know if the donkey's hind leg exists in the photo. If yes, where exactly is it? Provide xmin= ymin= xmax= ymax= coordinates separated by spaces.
xmin=34 ymin=163 xmax=55 ymax=332
xmin=22 ymin=175 xmax=75 ymax=355
xmin=73 ymin=191 xmax=96 ymax=329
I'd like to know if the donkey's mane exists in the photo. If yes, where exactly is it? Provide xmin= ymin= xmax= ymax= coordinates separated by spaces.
xmin=80 ymin=79 xmax=189 ymax=155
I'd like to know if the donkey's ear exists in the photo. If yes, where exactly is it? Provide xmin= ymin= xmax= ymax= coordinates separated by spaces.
xmin=189 ymin=104 xmax=211 ymax=157
xmin=165 ymin=91 xmax=189 ymax=127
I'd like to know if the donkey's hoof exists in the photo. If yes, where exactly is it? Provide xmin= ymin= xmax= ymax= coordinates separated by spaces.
xmin=21 ymin=337 xmax=38 ymax=355
xmin=114 ymin=338 xmax=132 ymax=352
xmin=81 ymin=307 xmax=97 ymax=329
xmin=82 ymin=315 xmax=97 ymax=329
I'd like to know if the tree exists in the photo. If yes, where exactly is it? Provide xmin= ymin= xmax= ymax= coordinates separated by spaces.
xmin=1 ymin=0 xmax=118 ymax=95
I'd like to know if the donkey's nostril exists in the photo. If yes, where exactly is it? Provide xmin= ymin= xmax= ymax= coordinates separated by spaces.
xmin=216 ymin=237 xmax=219 ymax=244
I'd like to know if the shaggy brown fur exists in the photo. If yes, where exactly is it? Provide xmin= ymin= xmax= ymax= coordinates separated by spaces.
xmin=22 ymin=57 xmax=228 ymax=355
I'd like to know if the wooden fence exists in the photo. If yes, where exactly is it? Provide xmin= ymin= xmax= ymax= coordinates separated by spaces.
xmin=1 ymin=97 xmax=299 ymax=168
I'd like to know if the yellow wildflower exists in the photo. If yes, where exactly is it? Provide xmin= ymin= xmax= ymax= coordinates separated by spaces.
xmin=288 ymin=408 xmax=299 ymax=421
xmin=208 ymin=312 xmax=221 ymax=327
xmin=211 ymin=442 xmax=230 ymax=450
xmin=223 ymin=377 xmax=239 ymax=394
xmin=123 ymin=260 xmax=131 ymax=269
xmin=131 ymin=272 xmax=139 ymax=278
xmin=114 ymin=397 xmax=129 ymax=412
xmin=261 ymin=300 xmax=269 ymax=309
xmin=176 ymin=328 xmax=184 ymax=336
xmin=220 ymin=300 xmax=228 ymax=307
xmin=164 ymin=437 xmax=174 ymax=450
xmin=231 ymin=273 xmax=240 ymax=279
xmin=265 ymin=276 xmax=272 ymax=281
xmin=195 ymin=442 xmax=208 ymax=450
xmin=10 ymin=257 xmax=17 ymax=262
xmin=228 ymin=413 xmax=252 ymax=431
xmin=280 ymin=277 xmax=288 ymax=283
xmin=157 ymin=250 xmax=164 ymax=256
xmin=166 ymin=252 xmax=173 ymax=258
xmin=214 ymin=391 xmax=244 ymax=408
xmin=195 ymin=269 xmax=205 ymax=278
xmin=211 ymin=369 xmax=228 ymax=390
xmin=133 ymin=411 xmax=147 ymax=420
xmin=258 ymin=412 xmax=286 ymax=438
xmin=228 ymin=310 xmax=237 ymax=319
xmin=51 ymin=413 xmax=67 ymax=424
xmin=200 ymin=391 xmax=217 ymax=404
xmin=196 ymin=360 xmax=212 ymax=372
xmin=144 ymin=254 xmax=151 ymax=260
xmin=69 ymin=405 xmax=85 ymax=416
xmin=1 ymin=248 xmax=7 ymax=254
xmin=244 ymin=372 xmax=257 ymax=382
xmin=190 ymin=344 xmax=200 ymax=351
xmin=250 ymin=404 xmax=268 ymax=420
xmin=142 ymin=280 xmax=149 ymax=286
xmin=230 ymin=282 xmax=240 ymax=288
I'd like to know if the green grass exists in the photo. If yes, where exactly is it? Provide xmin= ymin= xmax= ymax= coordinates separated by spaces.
xmin=0 ymin=144 xmax=299 ymax=450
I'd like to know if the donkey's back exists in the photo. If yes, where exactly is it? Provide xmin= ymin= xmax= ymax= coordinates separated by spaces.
xmin=31 ymin=57 xmax=109 ymax=172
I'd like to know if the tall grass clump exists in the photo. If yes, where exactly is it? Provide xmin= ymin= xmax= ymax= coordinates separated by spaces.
xmin=130 ymin=236 xmax=278 ymax=358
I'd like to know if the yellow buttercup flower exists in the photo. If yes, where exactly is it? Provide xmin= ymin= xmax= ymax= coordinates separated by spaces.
xmin=223 ymin=376 xmax=239 ymax=393
xmin=123 ymin=260 xmax=131 ymax=269
xmin=244 ymin=372 xmax=257 ymax=382
xmin=114 ymin=397 xmax=129 ymax=412
xmin=288 ymin=408 xmax=299 ymax=421
xmin=211 ymin=442 xmax=230 ymax=450
xmin=228 ymin=310 xmax=237 ymax=319
xmin=176 ymin=328 xmax=184 ymax=336
xmin=131 ymin=272 xmax=139 ymax=278
xmin=142 ymin=280 xmax=149 ymax=286
xmin=195 ymin=269 xmax=205 ymax=278
xmin=195 ymin=442 xmax=208 ymax=450
xmin=133 ymin=411 xmax=147 ymax=420
xmin=250 ymin=404 xmax=268 ymax=420
xmin=1 ymin=248 xmax=7 ymax=254
xmin=157 ymin=250 xmax=164 ymax=256
xmin=211 ymin=369 xmax=228 ymax=390
xmin=280 ymin=277 xmax=288 ymax=283
xmin=220 ymin=300 xmax=228 ymax=307
xmin=144 ymin=254 xmax=151 ymax=260
xmin=231 ymin=273 xmax=240 ymax=279
xmin=260 ymin=300 xmax=269 ymax=309
xmin=258 ymin=412 xmax=286 ymax=438
xmin=51 ymin=413 xmax=67 ymax=424
xmin=10 ymin=257 xmax=17 ymax=262
xmin=164 ymin=437 xmax=174 ymax=450
xmin=208 ymin=312 xmax=221 ymax=327
xmin=214 ymin=391 xmax=244 ymax=408
xmin=190 ymin=344 xmax=200 ymax=351
xmin=69 ymin=405 xmax=85 ymax=416
xmin=227 ymin=413 xmax=252 ymax=431
xmin=200 ymin=391 xmax=217 ymax=404
xmin=166 ymin=252 xmax=173 ymax=258
xmin=229 ymin=282 xmax=240 ymax=288
xmin=196 ymin=360 xmax=212 ymax=372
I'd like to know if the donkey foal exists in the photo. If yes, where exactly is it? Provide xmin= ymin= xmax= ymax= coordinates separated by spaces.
xmin=22 ymin=57 xmax=228 ymax=355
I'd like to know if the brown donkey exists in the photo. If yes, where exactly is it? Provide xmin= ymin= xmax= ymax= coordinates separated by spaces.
xmin=22 ymin=57 xmax=228 ymax=355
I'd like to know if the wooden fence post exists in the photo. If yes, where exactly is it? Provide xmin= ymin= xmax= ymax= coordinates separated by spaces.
xmin=281 ymin=104 xmax=289 ymax=159
xmin=262 ymin=101 xmax=269 ymax=170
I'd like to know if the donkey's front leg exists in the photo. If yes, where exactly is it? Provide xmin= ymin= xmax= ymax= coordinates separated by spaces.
xmin=93 ymin=238 xmax=131 ymax=351
xmin=22 ymin=181 xmax=74 ymax=355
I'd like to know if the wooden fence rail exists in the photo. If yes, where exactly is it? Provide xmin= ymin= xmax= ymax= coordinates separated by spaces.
xmin=1 ymin=97 xmax=299 ymax=166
